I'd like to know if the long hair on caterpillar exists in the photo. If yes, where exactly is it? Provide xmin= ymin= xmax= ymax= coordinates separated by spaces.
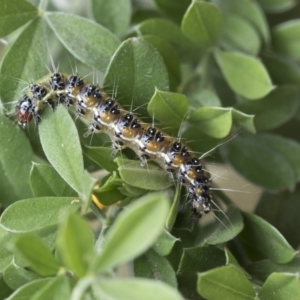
xmin=12 ymin=71 xmax=241 ymax=223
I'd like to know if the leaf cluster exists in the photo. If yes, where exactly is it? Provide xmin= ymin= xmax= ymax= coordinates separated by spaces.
xmin=1 ymin=0 xmax=300 ymax=299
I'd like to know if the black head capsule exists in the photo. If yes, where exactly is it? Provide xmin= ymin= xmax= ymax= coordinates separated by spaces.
xmin=16 ymin=95 xmax=34 ymax=128
xmin=131 ymin=118 xmax=141 ymax=129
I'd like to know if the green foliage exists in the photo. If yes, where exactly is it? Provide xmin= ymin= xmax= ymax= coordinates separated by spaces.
xmin=1 ymin=0 xmax=300 ymax=299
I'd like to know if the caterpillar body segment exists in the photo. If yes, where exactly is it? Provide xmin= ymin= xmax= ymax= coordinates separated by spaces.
xmin=15 ymin=72 xmax=212 ymax=220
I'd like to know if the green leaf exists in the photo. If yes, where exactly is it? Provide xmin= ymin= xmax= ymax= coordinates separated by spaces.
xmin=0 ymin=276 xmax=13 ymax=299
xmin=262 ymin=53 xmax=300 ymax=85
xmin=45 ymin=12 xmax=120 ymax=70
xmin=195 ymin=207 xmax=244 ymax=246
xmin=240 ymin=212 xmax=297 ymax=264
xmin=237 ymin=86 xmax=299 ymax=131
xmin=219 ymin=14 xmax=261 ymax=55
xmin=0 ymin=18 xmax=47 ymax=105
xmin=256 ymin=187 xmax=300 ymax=248
xmin=246 ymin=258 xmax=300 ymax=282
xmin=273 ymin=20 xmax=300 ymax=61
xmin=91 ymin=193 xmax=169 ymax=272
xmin=118 ymin=160 xmax=172 ymax=190
xmin=91 ymin=0 xmax=131 ymax=36
xmin=6 ymin=278 xmax=52 ymax=300
xmin=12 ymin=233 xmax=60 ymax=276
xmin=190 ymin=107 xmax=232 ymax=138
xmin=187 ymin=88 xmax=221 ymax=107
xmin=93 ymin=172 xmax=124 ymax=205
xmin=182 ymin=1 xmax=222 ymax=47
xmin=3 ymin=263 xmax=41 ymax=290
xmin=154 ymin=0 xmax=191 ymax=23
xmin=142 ymin=35 xmax=181 ymax=91
xmin=103 ymin=38 xmax=169 ymax=116
xmin=259 ymin=273 xmax=300 ymax=300
xmin=0 ymin=197 xmax=81 ymax=232
xmin=134 ymin=249 xmax=177 ymax=288
xmin=252 ymin=134 xmax=300 ymax=182
xmin=224 ymin=248 xmax=242 ymax=270
xmin=78 ymin=170 xmax=96 ymax=206
xmin=0 ymin=228 xmax=13 ymax=272
xmin=231 ymin=109 xmax=256 ymax=133
xmin=93 ymin=278 xmax=183 ymax=300
xmin=32 ymin=225 xmax=58 ymax=252
xmin=82 ymin=145 xmax=120 ymax=172
xmin=31 ymin=276 xmax=70 ymax=300
xmin=148 ymin=89 xmax=188 ymax=133
xmin=197 ymin=265 xmax=255 ymax=300
xmin=0 ymin=0 xmax=38 ymax=37
xmin=137 ymin=18 xmax=200 ymax=62
xmin=221 ymin=132 xmax=297 ymax=190
xmin=221 ymin=0 xmax=270 ymax=43
xmin=166 ymin=184 xmax=181 ymax=231
xmin=39 ymin=106 xmax=84 ymax=195
xmin=257 ymin=0 xmax=297 ymax=13
xmin=57 ymin=213 xmax=94 ymax=277
xmin=120 ymin=184 xmax=147 ymax=198
xmin=177 ymin=246 xmax=226 ymax=299
xmin=215 ymin=50 xmax=274 ymax=99
xmin=152 ymin=229 xmax=179 ymax=256
xmin=30 ymin=164 xmax=76 ymax=197
xmin=0 ymin=116 xmax=33 ymax=206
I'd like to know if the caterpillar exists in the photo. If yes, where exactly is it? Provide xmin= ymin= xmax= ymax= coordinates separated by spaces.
xmin=16 ymin=72 xmax=212 ymax=221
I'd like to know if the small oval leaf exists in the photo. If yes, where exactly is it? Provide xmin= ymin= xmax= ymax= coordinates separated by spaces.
xmin=215 ymin=50 xmax=274 ymax=99
xmin=236 ymin=86 xmax=299 ymax=131
xmin=148 ymin=89 xmax=188 ymax=133
xmin=273 ymin=20 xmax=300 ymax=61
xmin=118 ymin=161 xmax=172 ymax=190
xmin=93 ymin=278 xmax=183 ymax=300
xmin=57 ymin=213 xmax=94 ymax=277
xmin=91 ymin=193 xmax=169 ymax=272
xmin=221 ymin=132 xmax=297 ymax=190
xmin=197 ymin=265 xmax=256 ymax=300
xmin=190 ymin=107 xmax=232 ymax=138
xmin=0 ymin=197 xmax=81 ymax=232
xmin=103 ymin=37 xmax=169 ymax=116
xmin=30 ymin=164 xmax=76 ymax=197
xmin=259 ymin=273 xmax=300 ymax=300
xmin=91 ymin=0 xmax=131 ymax=36
xmin=39 ymin=106 xmax=84 ymax=195
xmin=46 ymin=12 xmax=120 ymax=70
xmin=12 ymin=233 xmax=60 ymax=276
xmin=241 ymin=212 xmax=297 ymax=264
xmin=182 ymin=1 xmax=222 ymax=47
xmin=0 ymin=0 xmax=38 ymax=37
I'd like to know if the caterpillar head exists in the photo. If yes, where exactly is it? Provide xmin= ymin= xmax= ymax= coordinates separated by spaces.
xmin=15 ymin=95 xmax=34 ymax=128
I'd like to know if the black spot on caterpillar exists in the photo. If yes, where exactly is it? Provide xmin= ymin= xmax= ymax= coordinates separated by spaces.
xmin=15 ymin=72 xmax=212 ymax=221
